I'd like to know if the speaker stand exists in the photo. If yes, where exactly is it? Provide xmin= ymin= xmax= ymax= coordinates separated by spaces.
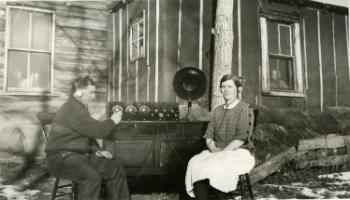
xmin=183 ymin=100 xmax=192 ymax=121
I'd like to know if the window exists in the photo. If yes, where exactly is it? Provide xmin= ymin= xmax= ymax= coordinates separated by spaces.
xmin=129 ymin=10 xmax=145 ymax=61
xmin=260 ymin=16 xmax=304 ymax=97
xmin=4 ymin=6 xmax=55 ymax=94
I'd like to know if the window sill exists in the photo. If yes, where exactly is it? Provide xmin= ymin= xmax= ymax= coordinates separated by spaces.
xmin=262 ymin=91 xmax=305 ymax=98
xmin=0 ymin=91 xmax=61 ymax=97
xmin=129 ymin=55 xmax=145 ymax=62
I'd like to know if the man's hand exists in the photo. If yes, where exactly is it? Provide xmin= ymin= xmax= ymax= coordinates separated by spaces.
xmin=110 ymin=111 xmax=122 ymax=124
xmin=95 ymin=150 xmax=113 ymax=159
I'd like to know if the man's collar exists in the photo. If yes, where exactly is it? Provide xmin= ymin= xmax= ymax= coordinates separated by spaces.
xmin=69 ymin=95 xmax=88 ymax=108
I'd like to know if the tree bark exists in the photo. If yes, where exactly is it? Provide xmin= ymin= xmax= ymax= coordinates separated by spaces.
xmin=211 ymin=0 xmax=234 ymax=109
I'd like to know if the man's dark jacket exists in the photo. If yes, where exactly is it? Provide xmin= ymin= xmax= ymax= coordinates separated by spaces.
xmin=45 ymin=96 xmax=115 ymax=154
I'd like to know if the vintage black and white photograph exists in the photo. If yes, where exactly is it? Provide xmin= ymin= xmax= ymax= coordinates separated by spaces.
xmin=0 ymin=0 xmax=349 ymax=199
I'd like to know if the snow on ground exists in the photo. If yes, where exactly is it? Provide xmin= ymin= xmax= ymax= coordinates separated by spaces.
xmin=0 ymin=183 xmax=41 ymax=200
xmin=1 ymin=171 xmax=350 ymax=199
xmin=259 ymin=171 xmax=350 ymax=199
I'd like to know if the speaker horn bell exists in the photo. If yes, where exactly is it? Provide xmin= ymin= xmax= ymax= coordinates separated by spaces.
xmin=173 ymin=67 xmax=207 ymax=119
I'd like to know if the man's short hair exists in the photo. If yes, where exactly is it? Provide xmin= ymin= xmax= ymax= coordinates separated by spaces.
xmin=220 ymin=74 xmax=245 ymax=88
xmin=71 ymin=75 xmax=95 ymax=94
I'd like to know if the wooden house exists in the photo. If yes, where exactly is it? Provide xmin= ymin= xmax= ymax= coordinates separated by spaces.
xmin=0 ymin=0 xmax=348 ymax=165
xmin=109 ymin=0 xmax=349 ymax=111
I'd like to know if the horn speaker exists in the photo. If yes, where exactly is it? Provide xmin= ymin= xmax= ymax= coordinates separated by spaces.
xmin=173 ymin=67 xmax=207 ymax=119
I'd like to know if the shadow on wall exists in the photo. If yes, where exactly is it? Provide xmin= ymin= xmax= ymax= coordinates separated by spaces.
xmin=0 ymin=94 xmax=54 ymax=190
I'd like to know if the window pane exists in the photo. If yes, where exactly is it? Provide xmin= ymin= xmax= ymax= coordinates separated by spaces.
xmin=131 ymin=25 xmax=138 ymax=41
xmin=269 ymin=56 xmax=294 ymax=90
xmin=7 ymin=51 xmax=28 ymax=90
xmin=279 ymin=58 xmax=294 ymax=90
xmin=30 ymin=53 xmax=51 ymax=90
xmin=32 ymin=12 xmax=52 ymax=50
xmin=139 ymin=39 xmax=144 ymax=55
xmin=269 ymin=57 xmax=279 ymax=89
xmin=131 ymin=41 xmax=137 ymax=58
xmin=139 ymin=22 xmax=144 ymax=37
xmin=9 ymin=9 xmax=29 ymax=49
xmin=267 ymin=20 xmax=278 ymax=54
xmin=280 ymin=25 xmax=291 ymax=55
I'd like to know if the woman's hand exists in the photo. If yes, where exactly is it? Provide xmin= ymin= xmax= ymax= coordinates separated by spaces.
xmin=96 ymin=150 xmax=113 ymax=159
xmin=223 ymin=139 xmax=244 ymax=151
xmin=211 ymin=147 xmax=222 ymax=153
xmin=206 ymin=138 xmax=221 ymax=153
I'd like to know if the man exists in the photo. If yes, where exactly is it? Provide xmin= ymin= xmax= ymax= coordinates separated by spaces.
xmin=45 ymin=75 xmax=130 ymax=200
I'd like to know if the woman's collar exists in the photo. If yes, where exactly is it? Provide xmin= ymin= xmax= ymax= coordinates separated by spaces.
xmin=223 ymin=99 xmax=241 ymax=109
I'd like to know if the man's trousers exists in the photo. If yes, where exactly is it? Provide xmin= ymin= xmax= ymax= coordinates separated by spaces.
xmin=46 ymin=151 xmax=130 ymax=200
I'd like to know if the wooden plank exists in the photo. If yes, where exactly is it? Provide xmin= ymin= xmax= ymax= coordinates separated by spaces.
xmin=334 ymin=13 xmax=350 ymax=107
xmin=250 ymin=147 xmax=296 ymax=184
xmin=56 ymin=27 xmax=107 ymax=41
xmin=121 ymin=6 xmax=128 ymax=102
xmin=296 ymin=154 xmax=350 ymax=169
xmin=320 ymin=11 xmax=336 ymax=107
xmin=181 ymin=0 xmax=199 ymax=70
xmin=54 ymin=55 xmax=107 ymax=66
xmin=54 ymin=50 xmax=107 ymax=60
xmin=55 ymin=37 xmax=107 ymax=50
xmin=148 ymin=0 xmax=156 ymax=102
xmin=0 ymin=18 xmax=5 ymax=32
xmin=298 ymin=134 xmax=350 ymax=151
xmin=304 ymin=8 xmax=321 ymax=109
xmin=56 ymin=16 xmax=107 ymax=31
xmin=55 ymin=63 xmax=107 ymax=74
xmin=294 ymin=147 xmax=349 ymax=162
xmin=8 ymin=1 xmax=110 ymax=13
xmin=158 ymin=0 xmax=179 ymax=102
xmin=241 ymin=0 xmax=260 ymax=105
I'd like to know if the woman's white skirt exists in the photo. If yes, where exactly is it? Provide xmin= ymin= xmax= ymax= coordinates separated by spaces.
xmin=185 ymin=149 xmax=255 ymax=197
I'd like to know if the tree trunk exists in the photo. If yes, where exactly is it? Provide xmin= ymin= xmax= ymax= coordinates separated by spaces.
xmin=211 ymin=0 xmax=234 ymax=109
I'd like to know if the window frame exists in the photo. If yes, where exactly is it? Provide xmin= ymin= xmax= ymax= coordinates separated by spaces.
xmin=129 ymin=9 xmax=146 ymax=62
xmin=260 ymin=15 xmax=304 ymax=97
xmin=3 ymin=5 xmax=56 ymax=96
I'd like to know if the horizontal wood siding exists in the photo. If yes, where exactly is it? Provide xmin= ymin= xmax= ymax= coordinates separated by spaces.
xmin=0 ymin=1 xmax=111 ymax=156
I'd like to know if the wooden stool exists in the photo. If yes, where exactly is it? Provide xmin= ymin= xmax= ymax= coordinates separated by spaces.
xmin=51 ymin=178 xmax=78 ymax=200
xmin=237 ymin=173 xmax=254 ymax=200
xmin=232 ymin=108 xmax=258 ymax=200
xmin=37 ymin=112 xmax=78 ymax=200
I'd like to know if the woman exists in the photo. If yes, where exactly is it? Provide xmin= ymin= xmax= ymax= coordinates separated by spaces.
xmin=185 ymin=74 xmax=255 ymax=200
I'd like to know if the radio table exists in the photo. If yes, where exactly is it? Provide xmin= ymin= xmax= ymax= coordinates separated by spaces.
xmin=103 ymin=121 xmax=208 ymax=176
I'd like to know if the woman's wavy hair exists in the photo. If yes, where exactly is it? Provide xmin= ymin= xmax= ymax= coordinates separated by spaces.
xmin=219 ymin=74 xmax=245 ymax=88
